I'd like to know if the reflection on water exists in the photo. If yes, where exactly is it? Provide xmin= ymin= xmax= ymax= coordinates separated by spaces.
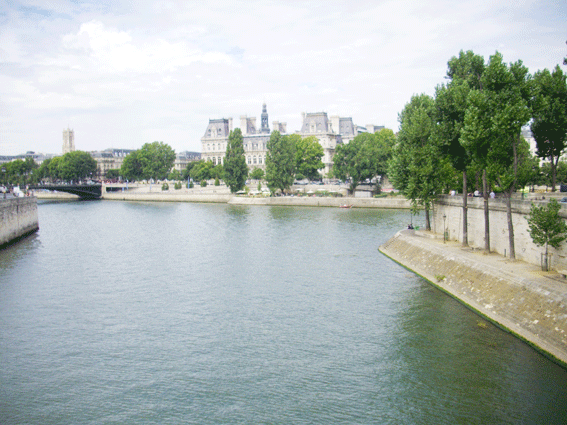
xmin=0 ymin=200 xmax=566 ymax=425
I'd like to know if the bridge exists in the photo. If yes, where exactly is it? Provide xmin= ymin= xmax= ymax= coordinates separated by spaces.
xmin=30 ymin=183 xmax=102 ymax=199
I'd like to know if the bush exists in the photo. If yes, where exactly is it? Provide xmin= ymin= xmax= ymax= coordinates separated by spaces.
xmin=161 ymin=183 xmax=169 ymax=191
xmin=214 ymin=177 xmax=220 ymax=186
xmin=188 ymin=181 xmax=194 ymax=188
xmin=174 ymin=182 xmax=182 ymax=190
xmin=201 ymin=180 xmax=207 ymax=187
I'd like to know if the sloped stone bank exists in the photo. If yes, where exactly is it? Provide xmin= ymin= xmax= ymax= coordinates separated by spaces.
xmin=379 ymin=230 xmax=567 ymax=366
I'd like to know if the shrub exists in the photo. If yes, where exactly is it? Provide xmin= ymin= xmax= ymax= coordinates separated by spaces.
xmin=201 ymin=180 xmax=207 ymax=187
xmin=214 ymin=177 xmax=220 ymax=186
xmin=174 ymin=182 xmax=182 ymax=190
xmin=161 ymin=183 xmax=169 ymax=191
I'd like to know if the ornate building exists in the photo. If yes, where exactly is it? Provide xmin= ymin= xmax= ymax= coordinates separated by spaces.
xmin=201 ymin=103 xmax=285 ymax=171
xmin=62 ymin=128 xmax=75 ymax=154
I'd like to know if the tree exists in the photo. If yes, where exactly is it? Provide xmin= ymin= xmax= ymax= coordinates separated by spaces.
xmin=390 ymin=94 xmax=448 ymax=230
xmin=371 ymin=128 xmax=396 ymax=182
xmin=265 ymin=131 xmax=296 ymax=194
xmin=58 ymin=151 xmax=98 ymax=182
xmin=333 ymin=132 xmax=387 ymax=193
xmin=295 ymin=135 xmax=324 ymax=180
xmin=435 ymin=49 xmax=485 ymax=247
xmin=531 ymin=65 xmax=567 ymax=191
xmin=486 ymin=54 xmax=531 ymax=260
xmin=224 ymin=128 xmax=248 ymax=193
xmin=189 ymin=160 xmax=215 ymax=182
xmin=105 ymin=169 xmax=121 ymax=180
xmin=138 ymin=141 xmax=176 ymax=181
xmin=527 ymin=199 xmax=567 ymax=271
xmin=121 ymin=150 xmax=143 ymax=181
xmin=249 ymin=167 xmax=264 ymax=180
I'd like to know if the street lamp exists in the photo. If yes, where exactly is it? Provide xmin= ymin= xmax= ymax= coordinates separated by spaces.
xmin=443 ymin=214 xmax=447 ymax=243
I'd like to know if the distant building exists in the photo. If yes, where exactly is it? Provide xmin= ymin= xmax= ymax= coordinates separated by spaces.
xmin=201 ymin=103 xmax=283 ymax=170
xmin=91 ymin=148 xmax=134 ymax=180
xmin=62 ymin=128 xmax=75 ymax=154
xmin=299 ymin=112 xmax=342 ymax=175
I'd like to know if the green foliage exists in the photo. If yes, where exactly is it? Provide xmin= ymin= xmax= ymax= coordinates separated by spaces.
xmin=200 ymin=180 xmax=207 ymax=187
xmin=138 ymin=141 xmax=176 ymax=180
xmin=174 ymin=182 xmax=182 ymax=190
xmin=121 ymin=150 xmax=143 ymax=181
xmin=265 ymin=131 xmax=296 ymax=193
xmin=105 ymin=169 xmax=121 ymax=180
xmin=295 ymin=135 xmax=324 ymax=180
xmin=389 ymin=94 xmax=448 ymax=230
xmin=161 ymin=183 xmax=169 ymax=191
xmin=527 ymin=199 xmax=567 ymax=270
xmin=224 ymin=128 xmax=248 ymax=193
xmin=2 ymin=157 xmax=39 ymax=185
xmin=190 ymin=160 xmax=214 ymax=182
xmin=182 ymin=161 xmax=198 ymax=180
xmin=249 ymin=167 xmax=264 ymax=180
xmin=531 ymin=65 xmax=567 ymax=190
xmin=58 ymin=151 xmax=98 ymax=181
xmin=188 ymin=181 xmax=194 ymax=188
xmin=214 ymin=177 xmax=220 ymax=186
xmin=333 ymin=129 xmax=394 ymax=193
xmin=168 ymin=169 xmax=182 ymax=181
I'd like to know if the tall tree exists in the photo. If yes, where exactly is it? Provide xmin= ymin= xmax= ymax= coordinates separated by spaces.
xmin=224 ymin=128 xmax=248 ymax=193
xmin=531 ymin=65 xmax=567 ymax=191
xmin=435 ymin=50 xmax=485 ymax=247
xmin=265 ymin=131 xmax=296 ymax=194
xmin=138 ymin=141 xmax=176 ymax=181
xmin=466 ymin=53 xmax=531 ymax=259
xmin=121 ymin=150 xmax=143 ymax=181
xmin=390 ymin=94 xmax=447 ymax=230
xmin=295 ymin=135 xmax=324 ymax=180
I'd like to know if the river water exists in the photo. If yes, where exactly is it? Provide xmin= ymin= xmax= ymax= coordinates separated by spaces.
xmin=1 ymin=200 xmax=566 ymax=424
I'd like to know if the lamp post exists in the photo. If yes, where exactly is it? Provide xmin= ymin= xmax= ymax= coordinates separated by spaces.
xmin=443 ymin=214 xmax=447 ymax=243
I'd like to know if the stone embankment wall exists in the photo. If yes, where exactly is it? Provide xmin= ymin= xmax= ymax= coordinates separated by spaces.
xmin=432 ymin=195 xmax=567 ymax=270
xmin=379 ymin=230 xmax=567 ymax=365
xmin=0 ymin=197 xmax=39 ymax=248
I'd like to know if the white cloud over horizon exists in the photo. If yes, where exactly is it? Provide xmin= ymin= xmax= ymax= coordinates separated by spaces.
xmin=0 ymin=0 xmax=566 ymax=155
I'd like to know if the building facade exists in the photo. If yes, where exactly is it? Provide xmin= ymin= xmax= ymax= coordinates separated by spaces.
xmin=201 ymin=103 xmax=283 ymax=171
xmin=62 ymin=128 xmax=75 ymax=154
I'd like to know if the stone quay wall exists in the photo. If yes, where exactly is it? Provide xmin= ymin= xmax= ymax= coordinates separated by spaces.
xmin=0 ymin=197 xmax=39 ymax=248
xmin=379 ymin=230 xmax=567 ymax=366
xmin=432 ymin=195 xmax=567 ymax=271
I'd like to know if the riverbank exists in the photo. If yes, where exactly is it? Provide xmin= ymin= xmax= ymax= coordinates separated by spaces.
xmin=35 ymin=184 xmax=412 ymax=208
xmin=379 ymin=230 xmax=567 ymax=366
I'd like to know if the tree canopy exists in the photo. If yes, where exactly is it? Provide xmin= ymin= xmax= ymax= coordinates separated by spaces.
xmin=527 ymin=199 xmax=567 ymax=270
xmin=224 ymin=128 xmax=248 ymax=193
xmin=295 ymin=135 xmax=324 ymax=180
xmin=265 ymin=131 xmax=296 ymax=193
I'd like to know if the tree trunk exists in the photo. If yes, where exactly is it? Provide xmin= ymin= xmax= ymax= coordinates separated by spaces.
xmin=507 ymin=136 xmax=518 ymax=260
xmin=425 ymin=207 xmax=431 ymax=231
xmin=462 ymin=170 xmax=468 ymax=247
xmin=505 ymin=190 xmax=515 ymax=260
xmin=483 ymin=169 xmax=490 ymax=252
xmin=552 ymin=154 xmax=559 ymax=192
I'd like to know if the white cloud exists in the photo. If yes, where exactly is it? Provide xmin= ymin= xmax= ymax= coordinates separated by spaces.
xmin=0 ymin=0 xmax=566 ymax=155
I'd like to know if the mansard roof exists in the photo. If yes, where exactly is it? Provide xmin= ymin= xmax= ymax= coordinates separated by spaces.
xmin=203 ymin=118 xmax=231 ymax=139
xmin=301 ymin=112 xmax=330 ymax=134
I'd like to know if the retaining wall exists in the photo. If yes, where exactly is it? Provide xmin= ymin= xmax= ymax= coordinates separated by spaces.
xmin=379 ymin=230 xmax=567 ymax=366
xmin=0 ymin=197 xmax=39 ymax=248
xmin=432 ymin=195 xmax=567 ymax=270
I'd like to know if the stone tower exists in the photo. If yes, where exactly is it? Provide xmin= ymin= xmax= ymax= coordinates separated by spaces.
xmin=260 ymin=103 xmax=270 ymax=134
xmin=62 ymin=128 xmax=75 ymax=154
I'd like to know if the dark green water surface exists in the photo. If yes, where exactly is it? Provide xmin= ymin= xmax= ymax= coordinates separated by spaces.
xmin=1 ymin=200 xmax=566 ymax=424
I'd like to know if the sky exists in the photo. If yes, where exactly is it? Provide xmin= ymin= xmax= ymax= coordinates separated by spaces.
xmin=1 ymin=0 xmax=566 ymax=156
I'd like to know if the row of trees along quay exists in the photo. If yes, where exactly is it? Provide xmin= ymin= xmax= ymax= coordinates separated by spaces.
xmin=389 ymin=49 xmax=567 ymax=261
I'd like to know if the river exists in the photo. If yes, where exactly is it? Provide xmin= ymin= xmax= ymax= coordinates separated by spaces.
xmin=1 ymin=200 xmax=566 ymax=424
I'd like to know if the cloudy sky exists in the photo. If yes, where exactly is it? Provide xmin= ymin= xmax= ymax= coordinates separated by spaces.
xmin=1 ymin=0 xmax=566 ymax=155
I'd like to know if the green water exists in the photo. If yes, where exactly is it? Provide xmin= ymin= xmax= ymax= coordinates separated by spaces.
xmin=1 ymin=200 xmax=566 ymax=424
